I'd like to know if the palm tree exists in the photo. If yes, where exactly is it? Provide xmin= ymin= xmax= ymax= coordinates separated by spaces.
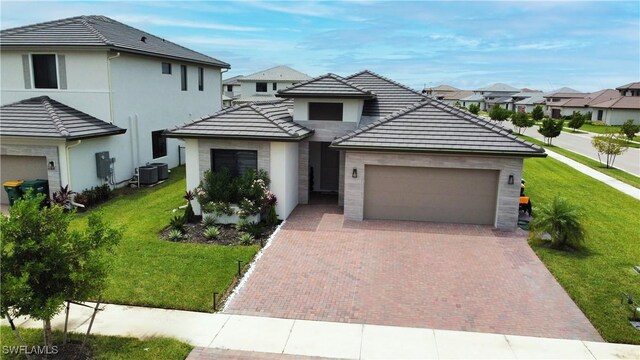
xmin=530 ymin=196 xmax=586 ymax=249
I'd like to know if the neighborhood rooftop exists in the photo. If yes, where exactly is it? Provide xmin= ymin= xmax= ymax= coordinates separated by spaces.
xmin=475 ymin=83 xmax=520 ymax=92
xmin=276 ymin=73 xmax=376 ymax=99
xmin=0 ymin=15 xmax=229 ymax=67
xmin=0 ymin=96 xmax=126 ymax=140
xmin=240 ymin=65 xmax=311 ymax=82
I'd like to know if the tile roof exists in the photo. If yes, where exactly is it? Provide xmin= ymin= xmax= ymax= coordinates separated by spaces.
xmin=276 ymin=73 xmax=376 ymax=99
xmin=543 ymin=87 xmax=581 ymax=96
xmin=240 ymin=65 xmax=311 ymax=82
xmin=615 ymin=82 xmax=640 ymax=91
xmin=590 ymin=96 xmax=640 ymax=110
xmin=346 ymin=70 xmax=427 ymax=118
xmin=514 ymin=95 xmax=545 ymax=105
xmin=460 ymin=93 xmax=485 ymax=102
xmin=0 ymin=15 xmax=229 ymax=67
xmin=165 ymin=100 xmax=312 ymax=141
xmin=560 ymin=89 xmax=619 ymax=108
xmin=512 ymin=91 xmax=543 ymax=98
xmin=424 ymin=84 xmax=460 ymax=92
xmin=475 ymin=83 xmax=519 ymax=92
xmin=441 ymin=90 xmax=474 ymax=101
xmin=233 ymin=95 xmax=280 ymax=103
xmin=485 ymin=96 xmax=513 ymax=104
xmin=0 ymin=96 xmax=126 ymax=140
xmin=332 ymin=98 xmax=544 ymax=157
xmin=223 ymin=75 xmax=244 ymax=85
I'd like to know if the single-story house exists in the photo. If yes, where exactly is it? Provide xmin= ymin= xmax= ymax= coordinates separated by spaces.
xmin=590 ymin=97 xmax=640 ymax=125
xmin=166 ymin=71 xmax=545 ymax=230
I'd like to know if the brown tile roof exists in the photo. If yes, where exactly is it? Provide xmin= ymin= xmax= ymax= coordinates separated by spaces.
xmin=441 ymin=90 xmax=474 ymax=101
xmin=0 ymin=96 xmax=126 ymax=140
xmin=591 ymin=96 xmax=640 ymax=110
xmin=164 ymin=100 xmax=312 ymax=141
xmin=561 ymin=89 xmax=619 ymax=108
xmin=615 ymin=82 xmax=640 ymax=91
xmin=332 ymin=98 xmax=545 ymax=157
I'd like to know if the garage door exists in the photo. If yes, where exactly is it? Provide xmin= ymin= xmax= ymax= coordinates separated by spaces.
xmin=364 ymin=166 xmax=499 ymax=225
xmin=0 ymin=155 xmax=48 ymax=205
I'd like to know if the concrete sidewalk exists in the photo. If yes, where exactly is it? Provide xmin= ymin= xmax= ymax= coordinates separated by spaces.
xmin=3 ymin=302 xmax=639 ymax=359
xmin=543 ymin=147 xmax=640 ymax=200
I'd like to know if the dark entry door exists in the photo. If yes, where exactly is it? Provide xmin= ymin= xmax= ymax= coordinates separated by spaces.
xmin=320 ymin=142 xmax=339 ymax=191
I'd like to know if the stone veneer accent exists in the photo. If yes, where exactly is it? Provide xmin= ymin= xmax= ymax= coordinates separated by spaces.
xmin=298 ymin=140 xmax=309 ymax=204
xmin=0 ymin=143 xmax=61 ymax=198
xmin=198 ymin=139 xmax=271 ymax=178
xmin=344 ymin=151 xmax=523 ymax=230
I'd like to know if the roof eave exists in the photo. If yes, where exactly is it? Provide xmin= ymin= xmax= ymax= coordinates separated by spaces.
xmin=275 ymin=93 xmax=376 ymax=99
xmin=163 ymin=130 xmax=314 ymax=142
xmin=0 ymin=128 xmax=126 ymax=141
xmin=328 ymin=144 xmax=547 ymax=158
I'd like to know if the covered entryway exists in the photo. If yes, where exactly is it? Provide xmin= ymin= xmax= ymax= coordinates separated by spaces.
xmin=0 ymin=155 xmax=48 ymax=204
xmin=363 ymin=165 xmax=499 ymax=225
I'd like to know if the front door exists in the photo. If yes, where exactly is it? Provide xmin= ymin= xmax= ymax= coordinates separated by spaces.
xmin=320 ymin=142 xmax=339 ymax=191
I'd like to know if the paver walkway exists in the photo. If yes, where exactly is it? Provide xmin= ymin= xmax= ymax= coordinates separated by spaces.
xmin=224 ymin=204 xmax=602 ymax=341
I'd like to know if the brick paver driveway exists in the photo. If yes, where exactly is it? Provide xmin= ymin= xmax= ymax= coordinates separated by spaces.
xmin=225 ymin=204 xmax=602 ymax=341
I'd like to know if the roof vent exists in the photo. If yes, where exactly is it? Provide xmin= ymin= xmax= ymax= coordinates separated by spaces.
xmin=140 ymin=36 xmax=147 ymax=43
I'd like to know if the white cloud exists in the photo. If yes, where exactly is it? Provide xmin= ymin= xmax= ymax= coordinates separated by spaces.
xmin=113 ymin=14 xmax=262 ymax=32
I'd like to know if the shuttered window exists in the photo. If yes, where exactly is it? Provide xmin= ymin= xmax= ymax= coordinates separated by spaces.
xmin=32 ymin=54 xmax=58 ymax=89
xmin=211 ymin=149 xmax=257 ymax=177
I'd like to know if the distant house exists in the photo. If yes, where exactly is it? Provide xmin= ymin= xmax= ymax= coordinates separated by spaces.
xmin=511 ymin=90 xmax=544 ymax=113
xmin=556 ymin=89 xmax=619 ymax=118
xmin=0 ymin=15 xmax=229 ymax=204
xmin=465 ymin=83 xmax=520 ymax=111
xmin=590 ymin=82 xmax=640 ymax=125
xmin=542 ymin=88 xmax=584 ymax=118
xmin=166 ymin=70 xmax=544 ymax=230
xmin=422 ymin=84 xmax=459 ymax=97
xmin=222 ymin=75 xmax=243 ymax=104
xmin=230 ymin=65 xmax=311 ymax=104
xmin=440 ymin=90 xmax=474 ymax=107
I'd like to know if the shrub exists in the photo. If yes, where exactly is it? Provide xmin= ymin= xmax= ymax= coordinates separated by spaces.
xmin=489 ymin=105 xmax=511 ymax=121
xmin=183 ymin=190 xmax=196 ymax=223
xmin=202 ymin=214 xmax=217 ymax=228
xmin=196 ymin=168 xmax=236 ymax=216
xmin=168 ymin=229 xmax=183 ymax=242
xmin=530 ymin=196 xmax=585 ymax=250
xmin=567 ymin=111 xmax=586 ymax=131
xmin=620 ymin=119 xmax=639 ymax=141
xmin=511 ymin=112 xmax=535 ymax=134
xmin=591 ymin=132 xmax=629 ymax=168
xmin=236 ymin=169 xmax=270 ymax=218
xmin=531 ymin=105 xmax=544 ymax=121
xmin=239 ymin=233 xmax=254 ymax=245
xmin=203 ymin=226 xmax=221 ymax=240
xmin=169 ymin=215 xmax=185 ymax=233
xmin=240 ymin=221 xmax=264 ymax=238
xmin=468 ymin=103 xmax=480 ymax=115
xmin=538 ymin=118 xmax=563 ymax=145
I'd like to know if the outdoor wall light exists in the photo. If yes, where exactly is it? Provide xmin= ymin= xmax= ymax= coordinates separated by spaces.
xmin=352 ymin=168 xmax=358 ymax=178
xmin=508 ymin=174 xmax=514 ymax=185
xmin=48 ymin=161 xmax=56 ymax=170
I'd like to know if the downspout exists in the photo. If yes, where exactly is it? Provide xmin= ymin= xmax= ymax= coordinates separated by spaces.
xmin=65 ymin=140 xmax=82 ymax=189
xmin=106 ymin=52 xmax=121 ymax=124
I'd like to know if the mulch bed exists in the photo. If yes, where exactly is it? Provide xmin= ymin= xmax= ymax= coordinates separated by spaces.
xmin=159 ymin=221 xmax=280 ymax=246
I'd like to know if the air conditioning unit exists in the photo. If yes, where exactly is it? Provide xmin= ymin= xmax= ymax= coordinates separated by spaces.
xmin=138 ymin=165 xmax=158 ymax=185
xmin=149 ymin=162 xmax=169 ymax=180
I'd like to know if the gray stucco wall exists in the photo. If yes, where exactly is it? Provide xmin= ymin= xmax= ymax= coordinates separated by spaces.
xmin=0 ymin=143 xmax=61 ymax=199
xmin=198 ymin=139 xmax=271 ymax=178
xmin=343 ymin=151 xmax=523 ymax=230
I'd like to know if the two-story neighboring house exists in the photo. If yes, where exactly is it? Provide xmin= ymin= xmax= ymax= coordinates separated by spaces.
xmin=166 ymin=71 xmax=545 ymax=230
xmin=542 ymin=87 xmax=583 ymax=118
xmin=590 ymin=82 xmax=640 ymax=125
xmin=460 ymin=83 xmax=519 ymax=111
xmin=231 ymin=65 xmax=311 ymax=104
xmin=0 ymin=15 xmax=229 ymax=204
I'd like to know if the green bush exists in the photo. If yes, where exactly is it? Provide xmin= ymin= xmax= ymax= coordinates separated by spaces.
xmin=239 ymin=233 xmax=254 ymax=245
xmin=468 ymin=103 xmax=480 ymax=115
xmin=531 ymin=105 xmax=544 ymax=121
xmin=196 ymin=168 xmax=236 ymax=212
xmin=169 ymin=215 xmax=185 ymax=233
xmin=567 ymin=111 xmax=586 ymax=131
xmin=238 ymin=221 xmax=263 ymax=239
xmin=236 ymin=169 xmax=270 ymax=219
xmin=530 ymin=196 xmax=585 ymax=250
xmin=168 ymin=229 xmax=183 ymax=242
xmin=203 ymin=226 xmax=221 ymax=240
xmin=538 ymin=118 xmax=563 ymax=145
xmin=489 ymin=105 xmax=511 ymax=121
xmin=202 ymin=214 xmax=217 ymax=228
xmin=620 ymin=119 xmax=639 ymax=141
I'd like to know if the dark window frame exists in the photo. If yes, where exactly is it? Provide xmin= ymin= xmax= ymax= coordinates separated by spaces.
xmin=152 ymin=130 xmax=167 ymax=159
xmin=256 ymin=82 xmax=267 ymax=92
xmin=162 ymin=62 xmax=172 ymax=74
xmin=198 ymin=67 xmax=204 ymax=91
xmin=32 ymin=54 xmax=58 ymax=89
xmin=308 ymin=102 xmax=344 ymax=121
xmin=226 ymin=85 xmax=233 ymax=92
xmin=210 ymin=149 xmax=258 ymax=177
xmin=180 ymin=65 xmax=187 ymax=91
xmin=272 ymin=82 xmax=277 ymax=91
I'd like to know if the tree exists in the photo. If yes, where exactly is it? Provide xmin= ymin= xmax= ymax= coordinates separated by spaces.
xmin=531 ymin=105 xmax=544 ymax=122
xmin=567 ymin=111 xmax=586 ymax=132
xmin=1 ymin=192 xmax=122 ymax=348
xmin=530 ymin=196 xmax=585 ymax=250
xmin=468 ymin=103 xmax=480 ymax=115
xmin=453 ymin=100 xmax=461 ymax=108
xmin=591 ymin=132 xmax=629 ymax=168
xmin=511 ymin=112 xmax=535 ymax=134
xmin=620 ymin=119 xmax=639 ymax=141
xmin=489 ymin=105 xmax=511 ymax=121
xmin=538 ymin=118 xmax=563 ymax=145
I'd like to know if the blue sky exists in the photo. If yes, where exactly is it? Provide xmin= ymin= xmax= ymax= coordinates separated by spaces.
xmin=2 ymin=1 xmax=638 ymax=92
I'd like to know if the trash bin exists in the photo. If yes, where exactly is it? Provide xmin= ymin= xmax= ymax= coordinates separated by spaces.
xmin=21 ymin=179 xmax=49 ymax=198
xmin=3 ymin=180 xmax=23 ymax=206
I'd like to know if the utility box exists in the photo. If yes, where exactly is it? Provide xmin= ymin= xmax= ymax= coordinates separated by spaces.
xmin=95 ymin=151 xmax=112 ymax=178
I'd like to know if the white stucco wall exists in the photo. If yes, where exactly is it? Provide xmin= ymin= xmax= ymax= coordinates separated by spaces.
xmin=239 ymin=80 xmax=297 ymax=98
xmin=600 ymin=109 xmax=640 ymax=125
xmin=270 ymin=142 xmax=299 ymax=219
xmin=293 ymin=98 xmax=363 ymax=123
xmin=185 ymin=138 xmax=202 ymax=214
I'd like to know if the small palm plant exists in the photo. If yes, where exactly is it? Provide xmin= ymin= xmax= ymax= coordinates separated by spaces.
xmin=203 ymin=226 xmax=221 ymax=240
xmin=168 ymin=229 xmax=183 ymax=242
xmin=202 ymin=214 xmax=217 ymax=228
xmin=239 ymin=233 xmax=254 ymax=245
xmin=530 ymin=196 xmax=586 ymax=250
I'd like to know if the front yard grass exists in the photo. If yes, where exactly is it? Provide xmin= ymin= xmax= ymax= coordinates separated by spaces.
xmin=0 ymin=326 xmax=192 ymax=359
xmin=72 ymin=166 xmax=259 ymax=312
xmin=524 ymin=156 xmax=640 ymax=344
xmin=518 ymin=134 xmax=640 ymax=189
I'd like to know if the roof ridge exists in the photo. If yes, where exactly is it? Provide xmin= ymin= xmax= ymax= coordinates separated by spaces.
xmin=242 ymin=64 xmax=309 ymax=79
xmin=248 ymin=103 xmax=300 ymax=136
xmin=41 ymin=97 xmax=70 ymax=137
xmin=328 ymin=73 xmax=376 ymax=95
xmin=78 ymin=16 xmax=112 ymax=45
xmin=346 ymin=70 xmax=425 ymax=97
xmin=0 ymin=15 xmax=84 ymax=36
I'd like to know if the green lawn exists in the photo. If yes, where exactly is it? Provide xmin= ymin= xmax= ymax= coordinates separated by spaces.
xmin=72 ymin=166 xmax=259 ymax=312
xmin=0 ymin=326 xmax=192 ymax=359
xmin=524 ymin=157 xmax=640 ymax=344
xmin=518 ymin=134 xmax=640 ymax=189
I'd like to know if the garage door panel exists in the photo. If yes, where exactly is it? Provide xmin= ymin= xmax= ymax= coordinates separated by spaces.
xmin=364 ymin=166 xmax=498 ymax=225
xmin=0 ymin=155 xmax=48 ymax=205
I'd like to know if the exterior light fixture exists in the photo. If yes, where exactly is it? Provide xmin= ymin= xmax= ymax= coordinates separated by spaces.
xmin=352 ymin=168 xmax=358 ymax=178
xmin=48 ymin=161 xmax=56 ymax=170
xmin=508 ymin=174 xmax=514 ymax=185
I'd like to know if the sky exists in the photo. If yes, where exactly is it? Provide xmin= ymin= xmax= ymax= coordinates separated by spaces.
xmin=1 ymin=1 xmax=639 ymax=92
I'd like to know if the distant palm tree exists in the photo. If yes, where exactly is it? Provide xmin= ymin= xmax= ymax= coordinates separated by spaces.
xmin=530 ymin=196 xmax=586 ymax=250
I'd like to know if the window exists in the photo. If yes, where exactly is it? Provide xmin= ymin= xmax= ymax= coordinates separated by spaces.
xmin=180 ymin=65 xmax=187 ymax=91
xmin=198 ymin=67 xmax=204 ymax=91
xmin=152 ymin=130 xmax=167 ymax=159
xmin=162 ymin=62 xmax=172 ymax=74
xmin=226 ymin=85 xmax=233 ymax=92
xmin=272 ymin=82 xmax=277 ymax=91
xmin=32 ymin=54 xmax=58 ymax=89
xmin=308 ymin=102 xmax=343 ymax=121
xmin=597 ymin=110 xmax=603 ymax=121
xmin=256 ymin=82 xmax=267 ymax=92
xmin=211 ymin=149 xmax=257 ymax=177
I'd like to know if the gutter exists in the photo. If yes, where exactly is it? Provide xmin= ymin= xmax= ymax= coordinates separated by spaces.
xmin=107 ymin=51 xmax=121 ymax=124
xmin=162 ymin=131 xmax=314 ymax=142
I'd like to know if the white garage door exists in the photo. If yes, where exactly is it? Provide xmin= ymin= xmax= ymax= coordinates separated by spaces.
xmin=1 ymin=155 xmax=48 ymax=204
xmin=363 ymin=165 xmax=499 ymax=225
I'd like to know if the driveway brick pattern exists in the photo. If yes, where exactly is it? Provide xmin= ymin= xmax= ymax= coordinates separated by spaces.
xmin=225 ymin=204 xmax=602 ymax=341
